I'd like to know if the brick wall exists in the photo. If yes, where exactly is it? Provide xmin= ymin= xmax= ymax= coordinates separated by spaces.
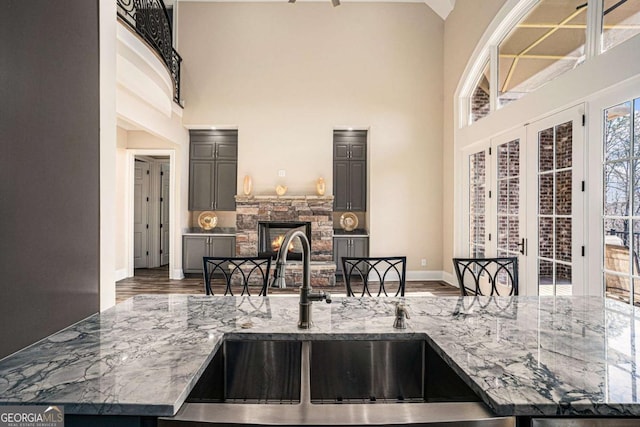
xmin=471 ymin=86 xmax=490 ymax=122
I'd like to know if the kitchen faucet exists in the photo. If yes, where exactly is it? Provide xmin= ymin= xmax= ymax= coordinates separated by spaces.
xmin=272 ymin=229 xmax=331 ymax=329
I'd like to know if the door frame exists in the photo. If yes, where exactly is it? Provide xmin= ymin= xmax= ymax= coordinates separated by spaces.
xmin=585 ymin=77 xmax=640 ymax=297
xmin=126 ymin=149 xmax=177 ymax=278
xmin=160 ymin=162 xmax=170 ymax=266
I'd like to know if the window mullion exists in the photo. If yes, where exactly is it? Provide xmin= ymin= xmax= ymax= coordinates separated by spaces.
xmin=490 ymin=44 xmax=499 ymax=112
xmin=585 ymin=0 xmax=604 ymax=59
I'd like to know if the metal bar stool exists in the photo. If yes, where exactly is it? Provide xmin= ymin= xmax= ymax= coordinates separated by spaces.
xmin=452 ymin=257 xmax=519 ymax=296
xmin=203 ymin=257 xmax=272 ymax=296
xmin=342 ymin=256 xmax=407 ymax=297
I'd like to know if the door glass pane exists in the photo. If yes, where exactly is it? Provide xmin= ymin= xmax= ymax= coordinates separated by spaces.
xmin=556 ymin=217 xmax=572 ymax=263
xmin=539 ymin=128 xmax=555 ymax=172
xmin=469 ymin=151 xmax=487 ymax=256
xmin=540 ymin=217 xmax=554 ymax=259
xmin=556 ymin=263 xmax=572 ymax=295
xmin=509 ymin=177 xmax=520 ymax=214
xmin=602 ymin=0 xmax=640 ymax=53
xmin=556 ymin=121 xmax=573 ymax=168
xmin=604 ymin=98 xmax=640 ymax=306
xmin=606 ymin=102 xmax=632 ymax=161
xmin=539 ymin=173 xmax=554 ymax=215
xmin=605 ymin=162 xmax=630 ymax=216
xmin=539 ymin=259 xmax=554 ymax=295
xmin=496 ymin=139 xmax=520 ymax=258
xmin=509 ymin=217 xmax=520 ymax=252
xmin=498 ymin=180 xmax=508 ymax=214
xmin=605 ymin=273 xmax=630 ymax=303
xmin=555 ymin=170 xmax=572 ymax=215
xmin=538 ymin=120 xmax=573 ymax=295
xmin=509 ymin=139 xmax=520 ymax=176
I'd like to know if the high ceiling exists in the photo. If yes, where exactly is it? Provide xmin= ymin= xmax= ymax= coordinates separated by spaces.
xmin=171 ymin=0 xmax=456 ymax=19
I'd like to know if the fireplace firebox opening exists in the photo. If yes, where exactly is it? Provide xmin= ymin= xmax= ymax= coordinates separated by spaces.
xmin=258 ymin=222 xmax=312 ymax=260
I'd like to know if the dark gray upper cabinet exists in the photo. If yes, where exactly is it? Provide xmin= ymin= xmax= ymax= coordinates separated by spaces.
xmin=348 ymin=161 xmax=366 ymax=211
xmin=189 ymin=130 xmax=238 ymax=211
xmin=333 ymin=130 xmax=367 ymax=212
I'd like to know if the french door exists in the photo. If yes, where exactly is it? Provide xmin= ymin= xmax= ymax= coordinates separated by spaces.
xmin=463 ymin=105 xmax=585 ymax=295
xmin=525 ymin=106 xmax=585 ymax=296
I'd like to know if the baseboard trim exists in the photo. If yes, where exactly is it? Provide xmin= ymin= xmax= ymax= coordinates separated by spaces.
xmin=404 ymin=270 xmax=459 ymax=287
xmin=406 ymin=270 xmax=448 ymax=281
xmin=115 ymin=268 xmax=128 ymax=282
xmin=441 ymin=271 xmax=458 ymax=287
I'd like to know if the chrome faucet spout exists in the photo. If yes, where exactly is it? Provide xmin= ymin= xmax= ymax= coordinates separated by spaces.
xmin=271 ymin=260 xmax=288 ymax=288
xmin=273 ymin=229 xmax=331 ymax=329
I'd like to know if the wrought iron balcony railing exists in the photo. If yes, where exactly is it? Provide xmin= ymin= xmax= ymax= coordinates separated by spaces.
xmin=117 ymin=0 xmax=182 ymax=105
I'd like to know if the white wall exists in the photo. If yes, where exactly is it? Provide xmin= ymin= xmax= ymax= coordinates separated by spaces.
xmin=442 ymin=0 xmax=507 ymax=282
xmin=101 ymin=0 xmax=118 ymax=310
xmin=178 ymin=2 xmax=444 ymax=274
xmin=115 ymin=127 xmax=129 ymax=280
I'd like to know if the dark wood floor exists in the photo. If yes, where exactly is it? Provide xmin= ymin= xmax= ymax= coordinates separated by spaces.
xmin=116 ymin=266 xmax=460 ymax=304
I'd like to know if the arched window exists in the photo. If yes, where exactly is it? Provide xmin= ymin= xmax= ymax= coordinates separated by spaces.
xmin=459 ymin=0 xmax=640 ymax=126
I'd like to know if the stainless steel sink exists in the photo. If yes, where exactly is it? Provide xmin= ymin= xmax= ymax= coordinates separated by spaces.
xmin=187 ymin=340 xmax=301 ymax=404
xmin=309 ymin=340 xmax=480 ymax=404
xmin=160 ymin=339 xmax=514 ymax=426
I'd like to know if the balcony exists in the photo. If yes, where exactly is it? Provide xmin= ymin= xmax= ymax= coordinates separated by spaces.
xmin=117 ymin=0 xmax=181 ymax=105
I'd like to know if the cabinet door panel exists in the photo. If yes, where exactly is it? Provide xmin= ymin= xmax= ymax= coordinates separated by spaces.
xmin=351 ymin=237 xmax=369 ymax=258
xmin=333 ymin=161 xmax=349 ymax=211
xmin=190 ymin=161 xmax=214 ymax=211
xmin=215 ymin=160 xmax=237 ymax=211
xmin=333 ymin=238 xmax=350 ymax=276
xmin=334 ymin=143 xmax=350 ymax=160
xmin=210 ymin=236 xmax=235 ymax=257
xmin=350 ymin=143 xmax=367 ymax=161
xmin=216 ymin=142 xmax=237 ymax=160
xmin=191 ymin=142 xmax=216 ymax=160
xmin=183 ymin=236 xmax=208 ymax=274
xmin=349 ymin=161 xmax=367 ymax=211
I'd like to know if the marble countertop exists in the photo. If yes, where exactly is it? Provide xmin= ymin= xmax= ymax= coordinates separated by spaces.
xmin=0 ymin=295 xmax=639 ymax=418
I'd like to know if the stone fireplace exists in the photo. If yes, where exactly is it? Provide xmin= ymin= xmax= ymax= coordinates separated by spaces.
xmin=235 ymin=195 xmax=336 ymax=286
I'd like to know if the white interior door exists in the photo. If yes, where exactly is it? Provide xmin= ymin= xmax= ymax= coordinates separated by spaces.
xmin=160 ymin=163 xmax=170 ymax=266
xmin=134 ymin=161 xmax=150 ymax=269
xmin=525 ymin=105 xmax=585 ymax=296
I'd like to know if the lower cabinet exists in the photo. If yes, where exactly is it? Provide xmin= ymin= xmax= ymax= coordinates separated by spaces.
xmin=333 ymin=236 xmax=369 ymax=276
xmin=183 ymin=235 xmax=236 ymax=274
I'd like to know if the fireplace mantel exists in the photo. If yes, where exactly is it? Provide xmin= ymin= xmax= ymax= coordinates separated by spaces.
xmin=235 ymin=194 xmax=336 ymax=286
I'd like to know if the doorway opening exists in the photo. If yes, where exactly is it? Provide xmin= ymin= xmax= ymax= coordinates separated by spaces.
xmin=127 ymin=149 xmax=177 ymax=280
xmin=133 ymin=156 xmax=170 ymax=276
